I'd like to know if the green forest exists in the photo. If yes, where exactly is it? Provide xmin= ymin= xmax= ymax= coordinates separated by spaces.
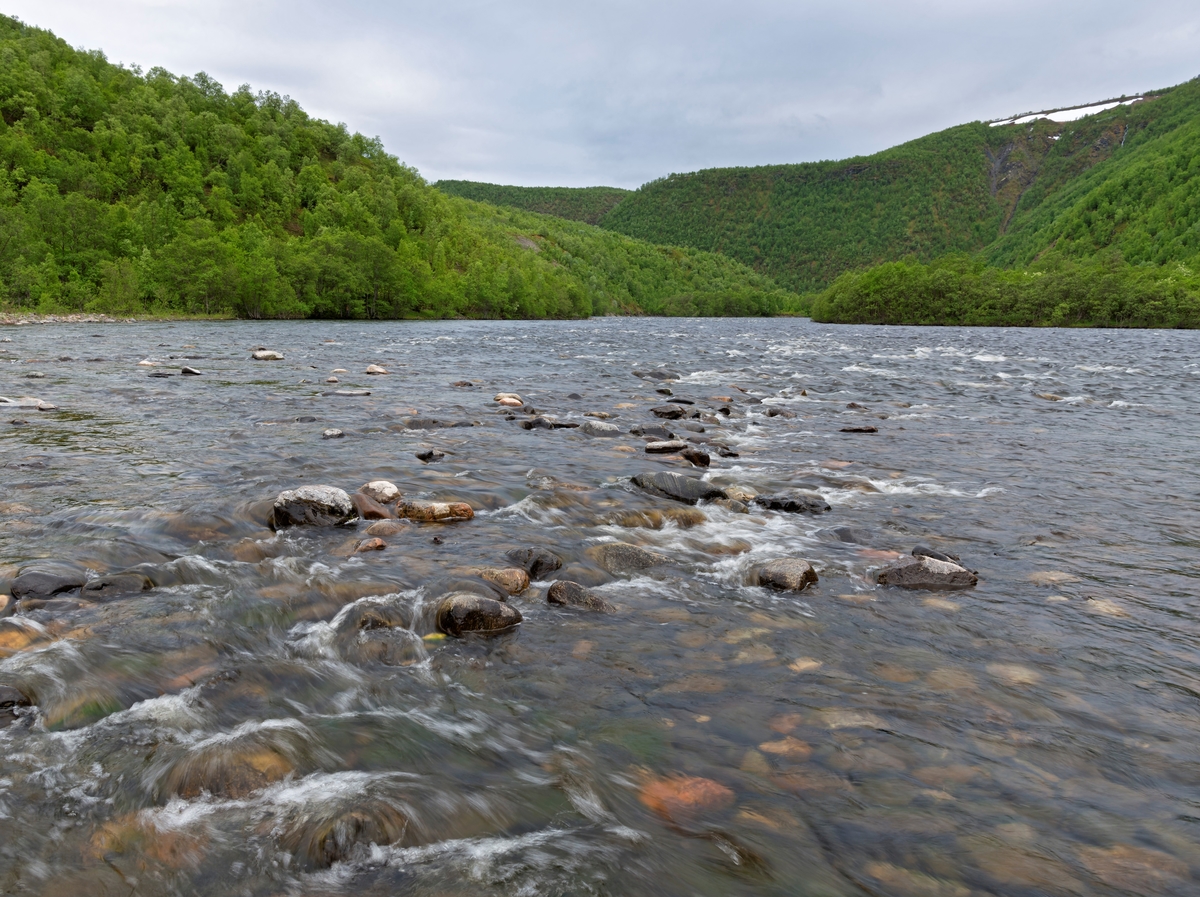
xmin=0 ymin=15 xmax=792 ymax=319
xmin=435 ymin=181 xmax=629 ymax=226
xmin=446 ymin=76 xmax=1200 ymax=326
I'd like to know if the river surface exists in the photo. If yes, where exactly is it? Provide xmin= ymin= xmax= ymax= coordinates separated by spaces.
xmin=0 ymin=318 xmax=1199 ymax=896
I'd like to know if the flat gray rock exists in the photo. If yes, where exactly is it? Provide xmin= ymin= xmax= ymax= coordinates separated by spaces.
xmin=631 ymin=471 xmax=725 ymax=504
xmin=588 ymin=542 xmax=671 ymax=573
xmin=580 ymin=420 xmax=620 ymax=437
xmin=645 ymin=439 xmax=688 ymax=454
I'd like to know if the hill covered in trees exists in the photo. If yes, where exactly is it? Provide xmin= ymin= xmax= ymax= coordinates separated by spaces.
xmin=445 ymin=77 xmax=1200 ymax=318
xmin=0 ymin=15 xmax=793 ymax=319
xmin=434 ymin=182 xmax=629 ymax=226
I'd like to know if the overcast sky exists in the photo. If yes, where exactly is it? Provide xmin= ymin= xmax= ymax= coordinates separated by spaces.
xmin=7 ymin=1 xmax=1200 ymax=188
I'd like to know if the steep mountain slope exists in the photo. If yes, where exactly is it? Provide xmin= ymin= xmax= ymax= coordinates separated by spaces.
xmin=435 ymin=181 xmax=630 ymax=225
xmin=0 ymin=15 xmax=791 ymax=318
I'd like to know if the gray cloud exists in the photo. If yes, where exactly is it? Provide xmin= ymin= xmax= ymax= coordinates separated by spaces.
xmin=8 ymin=0 xmax=1199 ymax=187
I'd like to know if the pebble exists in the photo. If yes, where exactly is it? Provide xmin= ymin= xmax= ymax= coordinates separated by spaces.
xmin=326 ymin=377 xmax=339 ymax=383
xmin=547 ymin=580 xmax=615 ymax=612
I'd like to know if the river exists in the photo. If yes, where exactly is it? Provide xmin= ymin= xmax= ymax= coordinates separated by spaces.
xmin=1 ymin=318 xmax=1198 ymax=896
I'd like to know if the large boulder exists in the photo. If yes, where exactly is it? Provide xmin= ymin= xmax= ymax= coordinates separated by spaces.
xmin=754 ymin=559 xmax=818 ymax=592
xmin=588 ymin=542 xmax=671 ymax=574
xmin=506 ymin=547 xmax=564 ymax=579
xmin=11 ymin=571 xmax=85 ymax=601
xmin=547 ymin=581 xmax=615 ymax=613
xmin=753 ymin=492 xmax=831 ymax=515
xmin=631 ymin=472 xmax=724 ymax=505
xmin=436 ymin=593 xmax=522 ymax=637
xmin=876 ymin=555 xmax=977 ymax=591
xmin=271 ymin=486 xmax=357 ymax=529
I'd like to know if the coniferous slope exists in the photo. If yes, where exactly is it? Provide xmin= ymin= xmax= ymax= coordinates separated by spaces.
xmin=0 ymin=16 xmax=791 ymax=318
xmin=435 ymin=181 xmax=630 ymax=226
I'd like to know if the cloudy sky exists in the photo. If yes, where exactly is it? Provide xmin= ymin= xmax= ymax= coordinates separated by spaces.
xmin=7 ymin=1 xmax=1200 ymax=188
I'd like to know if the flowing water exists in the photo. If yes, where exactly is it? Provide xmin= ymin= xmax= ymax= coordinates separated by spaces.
xmin=0 ymin=318 xmax=1198 ymax=896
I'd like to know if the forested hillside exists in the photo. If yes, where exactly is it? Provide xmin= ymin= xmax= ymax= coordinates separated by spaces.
xmin=435 ymin=181 xmax=629 ymax=226
xmin=446 ymin=78 xmax=1200 ymax=300
xmin=0 ymin=16 xmax=792 ymax=319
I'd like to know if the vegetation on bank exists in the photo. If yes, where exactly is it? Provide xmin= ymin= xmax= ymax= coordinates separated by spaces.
xmin=0 ymin=16 xmax=792 ymax=319
xmin=811 ymin=254 xmax=1200 ymax=327
xmin=435 ymin=181 xmax=630 ymax=226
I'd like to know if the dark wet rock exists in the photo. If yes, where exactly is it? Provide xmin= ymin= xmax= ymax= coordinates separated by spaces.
xmin=681 ymin=448 xmax=710 ymax=468
xmin=669 ymin=397 xmax=695 ymax=406
xmin=631 ymin=424 xmax=675 ymax=440
xmin=876 ymin=555 xmax=977 ymax=590
xmin=716 ymin=446 xmax=740 ymax=458
xmin=547 ymin=580 xmax=616 ymax=613
xmin=180 ymin=367 xmax=202 ymax=376
xmin=24 ymin=372 xmax=44 ymax=379
xmin=395 ymin=500 xmax=474 ymax=522
xmin=580 ymin=420 xmax=620 ymax=437
xmin=437 ymin=593 xmax=522 ymax=637
xmin=520 ymin=417 xmax=555 ymax=430
xmin=754 ymin=492 xmax=831 ymax=515
xmin=847 ymin=402 xmax=868 ymax=410
xmin=405 ymin=418 xmax=444 ymax=429
xmin=550 ymin=421 xmax=579 ymax=429
xmin=645 ymin=439 xmax=687 ymax=454
xmin=0 ymin=686 xmax=31 ymax=709
xmin=588 ymin=542 xmax=671 ymax=574
xmin=841 ymin=425 xmax=878 ymax=433
xmin=632 ymin=471 xmax=725 ymax=504
xmin=148 ymin=370 xmax=173 ymax=378
xmin=634 ymin=369 xmax=681 ymax=381
xmin=913 ymin=545 xmax=960 ymax=563
xmin=656 ymin=387 xmax=673 ymax=395
xmin=765 ymin=407 xmax=795 ymax=419
xmin=350 ymin=493 xmax=393 ymax=520
xmin=651 ymin=405 xmax=687 ymax=420
xmin=80 ymin=573 xmax=153 ymax=601
xmin=754 ymin=559 xmax=819 ymax=592
xmin=11 ymin=571 xmax=85 ymax=601
xmin=296 ymin=416 xmax=317 ymax=423
xmin=566 ymin=392 xmax=583 ymax=400
xmin=271 ymin=485 xmax=357 ymax=529
xmin=416 ymin=449 xmax=446 ymax=462
xmin=321 ymin=429 xmax=344 ymax=439
xmin=506 ymin=547 xmax=564 ymax=579
xmin=451 ymin=380 xmax=475 ymax=388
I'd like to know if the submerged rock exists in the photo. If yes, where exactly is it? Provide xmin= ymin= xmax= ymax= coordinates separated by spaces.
xmin=350 ymin=492 xmax=394 ymax=520
xmin=436 ymin=593 xmax=522 ymax=637
xmin=395 ymin=500 xmax=474 ymax=523
xmin=470 ymin=567 xmax=531 ymax=595
xmin=754 ymin=492 xmax=831 ymax=515
xmin=631 ymin=471 xmax=724 ymax=504
xmin=634 ymin=369 xmax=681 ymax=381
xmin=580 ymin=420 xmax=620 ymax=437
xmin=271 ymin=486 xmax=357 ymax=529
xmin=913 ymin=545 xmax=960 ymax=563
xmin=876 ymin=555 xmax=977 ymax=591
xmin=613 ymin=507 xmax=707 ymax=530
xmin=280 ymin=799 xmax=411 ymax=870
xmin=80 ymin=573 xmax=153 ymax=601
xmin=588 ymin=542 xmax=671 ymax=574
xmin=754 ymin=559 xmax=819 ymax=592
xmin=630 ymin=424 xmax=674 ymax=440
xmin=841 ymin=425 xmax=878 ymax=433
xmin=365 ymin=520 xmax=408 ymax=537
xmin=506 ymin=547 xmax=564 ymax=579
xmin=547 ymin=580 xmax=615 ymax=613
xmin=416 ymin=449 xmax=446 ymax=462
xmin=11 ymin=571 xmax=85 ymax=601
